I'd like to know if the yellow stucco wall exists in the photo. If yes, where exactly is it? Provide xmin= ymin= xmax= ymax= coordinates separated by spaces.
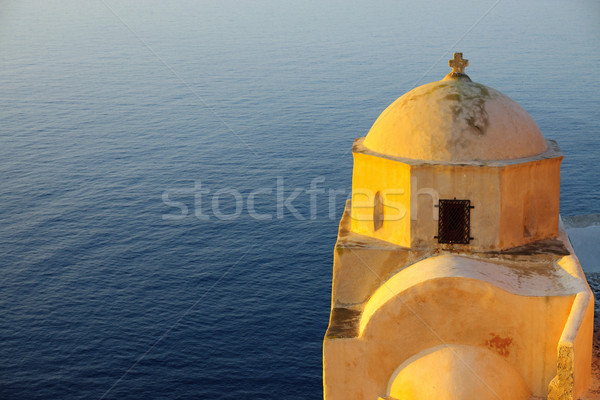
xmin=350 ymin=138 xmax=562 ymax=251
xmin=499 ymin=157 xmax=562 ymax=249
xmin=324 ymin=277 xmax=576 ymax=399
xmin=350 ymin=151 xmax=411 ymax=248
xmin=410 ymin=164 xmax=501 ymax=249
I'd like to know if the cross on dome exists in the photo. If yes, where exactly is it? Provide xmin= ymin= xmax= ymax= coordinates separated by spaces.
xmin=449 ymin=52 xmax=468 ymax=74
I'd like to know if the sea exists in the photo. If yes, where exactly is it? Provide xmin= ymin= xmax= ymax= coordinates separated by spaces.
xmin=1 ymin=1 xmax=599 ymax=399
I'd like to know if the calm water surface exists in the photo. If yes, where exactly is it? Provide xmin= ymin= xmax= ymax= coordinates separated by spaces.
xmin=1 ymin=1 xmax=599 ymax=399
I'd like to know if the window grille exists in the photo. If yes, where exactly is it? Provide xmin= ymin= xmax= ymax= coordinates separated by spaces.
xmin=435 ymin=199 xmax=474 ymax=244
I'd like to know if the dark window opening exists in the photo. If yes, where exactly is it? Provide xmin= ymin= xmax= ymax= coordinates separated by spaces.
xmin=373 ymin=191 xmax=384 ymax=231
xmin=435 ymin=199 xmax=473 ymax=244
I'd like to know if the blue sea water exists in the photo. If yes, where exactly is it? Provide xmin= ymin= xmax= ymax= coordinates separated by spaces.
xmin=0 ymin=1 xmax=599 ymax=399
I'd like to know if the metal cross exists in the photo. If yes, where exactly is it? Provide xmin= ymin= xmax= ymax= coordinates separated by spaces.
xmin=449 ymin=52 xmax=468 ymax=74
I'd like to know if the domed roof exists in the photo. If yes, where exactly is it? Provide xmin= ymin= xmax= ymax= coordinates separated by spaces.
xmin=363 ymin=57 xmax=547 ymax=162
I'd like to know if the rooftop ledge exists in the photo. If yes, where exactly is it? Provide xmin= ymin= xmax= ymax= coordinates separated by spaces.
xmin=352 ymin=137 xmax=563 ymax=167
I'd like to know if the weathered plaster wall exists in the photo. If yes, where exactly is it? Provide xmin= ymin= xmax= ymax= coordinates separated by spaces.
xmin=324 ymin=278 xmax=575 ymax=399
xmin=350 ymin=138 xmax=562 ymax=251
xmin=410 ymin=164 xmax=501 ymax=249
xmin=350 ymin=150 xmax=411 ymax=248
xmin=499 ymin=157 xmax=562 ymax=249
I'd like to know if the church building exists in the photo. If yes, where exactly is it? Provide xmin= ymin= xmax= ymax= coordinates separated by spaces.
xmin=323 ymin=53 xmax=594 ymax=400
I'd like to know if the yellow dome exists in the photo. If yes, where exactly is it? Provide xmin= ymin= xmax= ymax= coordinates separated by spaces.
xmin=363 ymin=80 xmax=548 ymax=162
